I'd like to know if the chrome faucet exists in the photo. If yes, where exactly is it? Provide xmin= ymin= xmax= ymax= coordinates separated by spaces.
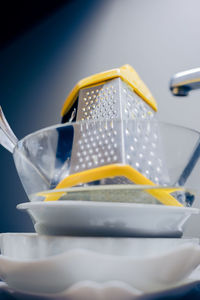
xmin=170 ymin=68 xmax=200 ymax=193
xmin=170 ymin=68 xmax=200 ymax=96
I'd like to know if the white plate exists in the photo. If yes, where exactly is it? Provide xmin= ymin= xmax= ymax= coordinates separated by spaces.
xmin=1 ymin=233 xmax=198 ymax=260
xmin=17 ymin=201 xmax=199 ymax=237
xmin=0 ymin=247 xmax=200 ymax=295
xmin=0 ymin=281 xmax=143 ymax=300
xmin=0 ymin=233 xmax=200 ymax=295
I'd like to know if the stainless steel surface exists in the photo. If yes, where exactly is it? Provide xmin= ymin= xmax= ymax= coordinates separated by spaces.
xmin=69 ymin=119 xmax=170 ymax=186
xmin=170 ymin=68 xmax=200 ymax=186
xmin=76 ymin=78 xmax=155 ymax=121
xmin=0 ymin=106 xmax=18 ymax=153
xmin=170 ymin=68 xmax=200 ymax=96
xmin=68 ymin=78 xmax=169 ymax=186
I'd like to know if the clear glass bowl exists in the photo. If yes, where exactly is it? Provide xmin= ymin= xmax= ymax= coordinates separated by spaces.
xmin=13 ymin=120 xmax=200 ymax=206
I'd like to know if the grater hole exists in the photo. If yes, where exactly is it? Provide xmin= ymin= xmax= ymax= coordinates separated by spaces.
xmin=135 ymin=162 xmax=140 ymax=168
xmin=110 ymin=150 xmax=114 ymax=155
xmin=111 ymin=138 xmax=115 ymax=143
xmin=125 ymin=129 xmax=130 ymax=136
xmin=156 ymin=167 xmax=161 ymax=173
xmin=153 ymin=133 xmax=158 ymax=140
xmin=152 ymin=143 xmax=156 ymax=148
xmin=139 ymin=153 xmax=143 ymax=159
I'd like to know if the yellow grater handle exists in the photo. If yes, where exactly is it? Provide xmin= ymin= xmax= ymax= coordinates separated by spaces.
xmin=61 ymin=64 xmax=157 ymax=117
xmin=42 ymin=164 xmax=183 ymax=206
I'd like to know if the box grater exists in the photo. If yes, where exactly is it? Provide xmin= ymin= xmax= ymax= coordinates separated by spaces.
xmin=62 ymin=65 xmax=168 ymax=184
xmin=45 ymin=65 xmax=181 ymax=206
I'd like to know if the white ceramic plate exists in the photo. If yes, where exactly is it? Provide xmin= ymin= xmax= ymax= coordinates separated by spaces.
xmin=17 ymin=201 xmax=199 ymax=237
xmin=0 ymin=281 xmax=143 ymax=300
xmin=0 ymin=233 xmax=200 ymax=295
xmin=1 ymin=233 xmax=198 ymax=260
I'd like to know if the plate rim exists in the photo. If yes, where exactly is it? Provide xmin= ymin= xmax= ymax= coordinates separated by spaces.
xmin=17 ymin=201 xmax=200 ymax=214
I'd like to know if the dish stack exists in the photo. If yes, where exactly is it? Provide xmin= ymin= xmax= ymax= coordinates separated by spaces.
xmin=1 ymin=65 xmax=200 ymax=299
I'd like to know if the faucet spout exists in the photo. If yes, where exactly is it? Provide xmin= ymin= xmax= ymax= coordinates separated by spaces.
xmin=170 ymin=68 xmax=200 ymax=96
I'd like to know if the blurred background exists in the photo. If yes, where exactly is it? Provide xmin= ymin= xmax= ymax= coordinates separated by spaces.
xmin=1 ymin=0 xmax=200 ymax=233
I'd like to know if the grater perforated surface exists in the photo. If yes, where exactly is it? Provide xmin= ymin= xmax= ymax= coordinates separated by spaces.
xmin=68 ymin=78 xmax=170 ymax=186
xmin=69 ymin=119 xmax=170 ymax=186
xmin=76 ymin=78 xmax=155 ymax=121
xmin=70 ymin=120 xmax=122 ymax=174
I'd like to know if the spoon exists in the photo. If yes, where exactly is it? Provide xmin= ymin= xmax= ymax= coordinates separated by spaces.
xmin=0 ymin=106 xmax=18 ymax=153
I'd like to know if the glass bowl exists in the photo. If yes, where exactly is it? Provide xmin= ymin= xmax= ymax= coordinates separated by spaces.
xmin=13 ymin=119 xmax=200 ymax=207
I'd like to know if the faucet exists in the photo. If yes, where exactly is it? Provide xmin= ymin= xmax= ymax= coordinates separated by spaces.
xmin=170 ymin=68 xmax=200 ymax=199
xmin=170 ymin=68 xmax=200 ymax=96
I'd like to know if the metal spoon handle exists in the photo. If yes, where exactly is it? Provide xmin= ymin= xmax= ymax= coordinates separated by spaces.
xmin=0 ymin=106 xmax=18 ymax=153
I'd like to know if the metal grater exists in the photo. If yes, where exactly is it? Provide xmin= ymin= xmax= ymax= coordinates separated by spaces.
xmin=69 ymin=119 xmax=169 ymax=186
xmin=76 ymin=78 xmax=155 ymax=121
xmin=66 ymin=77 xmax=169 ymax=186
xmin=41 ymin=65 xmax=182 ymax=205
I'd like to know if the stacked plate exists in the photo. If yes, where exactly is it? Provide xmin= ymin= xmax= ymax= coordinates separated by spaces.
xmin=1 ymin=65 xmax=200 ymax=299
xmin=1 ymin=234 xmax=200 ymax=299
